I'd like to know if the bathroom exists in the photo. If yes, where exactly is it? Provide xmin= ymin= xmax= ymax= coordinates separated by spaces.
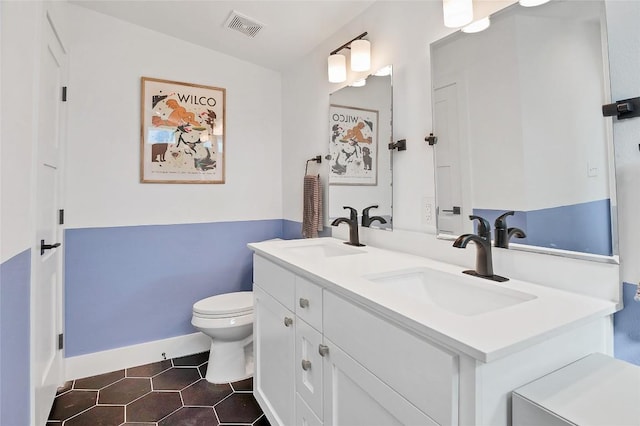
xmin=1 ymin=0 xmax=639 ymax=425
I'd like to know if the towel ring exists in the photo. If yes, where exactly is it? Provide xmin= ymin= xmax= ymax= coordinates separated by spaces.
xmin=305 ymin=155 xmax=322 ymax=175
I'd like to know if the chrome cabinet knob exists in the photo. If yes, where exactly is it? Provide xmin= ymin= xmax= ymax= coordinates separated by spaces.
xmin=284 ymin=317 xmax=293 ymax=327
xmin=299 ymin=298 xmax=310 ymax=308
xmin=318 ymin=344 xmax=329 ymax=357
xmin=301 ymin=360 xmax=312 ymax=371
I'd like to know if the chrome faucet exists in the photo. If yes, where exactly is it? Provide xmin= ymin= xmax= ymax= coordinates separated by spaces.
xmin=331 ymin=206 xmax=364 ymax=246
xmin=494 ymin=211 xmax=526 ymax=249
xmin=453 ymin=215 xmax=508 ymax=282
xmin=361 ymin=205 xmax=387 ymax=228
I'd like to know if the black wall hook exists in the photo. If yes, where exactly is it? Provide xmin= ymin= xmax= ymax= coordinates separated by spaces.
xmin=602 ymin=96 xmax=640 ymax=120
xmin=425 ymin=133 xmax=438 ymax=145
xmin=388 ymin=139 xmax=406 ymax=151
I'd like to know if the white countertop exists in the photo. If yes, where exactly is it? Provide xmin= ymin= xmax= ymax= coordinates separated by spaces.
xmin=248 ymin=237 xmax=617 ymax=363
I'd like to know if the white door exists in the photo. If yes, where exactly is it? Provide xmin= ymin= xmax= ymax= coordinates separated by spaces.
xmin=433 ymin=83 xmax=465 ymax=236
xmin=322 ymin=340 xmax=438 ymax=426
xmin=253 ymin=285 xmax=295 ymax=426
xmin=33 ymin=12 xmax=66 ymax=425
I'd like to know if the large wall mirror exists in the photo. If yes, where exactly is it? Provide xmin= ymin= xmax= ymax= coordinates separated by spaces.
xmin=431 ymin=0 xmax=617 ymax=257
xmin=328 ymin=67 xmax=393 ymax=230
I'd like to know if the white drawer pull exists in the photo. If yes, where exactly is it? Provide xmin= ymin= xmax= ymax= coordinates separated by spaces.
xmin=301 ymin=360 xmax=312 ymax=371
xmin=299 ymin=298 xmax=310 ymax=308
xmin=284 ymin=317 xmax=293 ymax=327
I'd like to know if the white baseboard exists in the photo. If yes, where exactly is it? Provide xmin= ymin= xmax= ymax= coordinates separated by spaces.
xmin=65 ymin=332 xmax=211 ymax=381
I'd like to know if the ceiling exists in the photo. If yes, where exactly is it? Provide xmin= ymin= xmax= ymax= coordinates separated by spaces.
xmin=70 ymin=1 xmax=376 ymax=71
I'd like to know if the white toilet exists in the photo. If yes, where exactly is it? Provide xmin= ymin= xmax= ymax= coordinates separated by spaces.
xmin=191 ymin=291 xmax=254 ymax=384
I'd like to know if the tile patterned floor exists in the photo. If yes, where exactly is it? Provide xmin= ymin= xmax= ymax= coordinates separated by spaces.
xmin=47 ymin=351 xmax=269 ymax=426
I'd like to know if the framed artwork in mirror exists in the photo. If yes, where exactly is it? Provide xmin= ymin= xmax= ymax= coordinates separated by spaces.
xmin=329 ymin=104 xmax=378 ymax=185
xmin=140 ymin=77 xmax=226 ymax=184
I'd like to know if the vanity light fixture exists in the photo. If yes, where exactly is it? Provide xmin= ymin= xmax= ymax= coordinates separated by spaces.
xmin=328 ymin=32 xmax=370 ymax=83
xmin=462 ymin=17 xmax=490 ymax=33
xmin=443 ymin=0 xmax=473 ymax=28
xmin=519 ymin=0 xmax=550 ymax=7
xmin=373 ymin=65 xmax=392 ymax=77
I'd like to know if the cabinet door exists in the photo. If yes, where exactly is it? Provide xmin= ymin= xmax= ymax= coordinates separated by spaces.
xmin=296 ymin=393 xmax=323 ymax=426
xmin=254 ymin=285 xmax=295 ymax=426
xmin=296 ymin=318 xmax=323 ymax=419
xmin=323 ymin=339 xmax=438 ymax=426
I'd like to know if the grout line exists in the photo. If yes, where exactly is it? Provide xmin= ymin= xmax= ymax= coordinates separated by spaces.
xmin=212 ymin=391 xmax=235 ymax=408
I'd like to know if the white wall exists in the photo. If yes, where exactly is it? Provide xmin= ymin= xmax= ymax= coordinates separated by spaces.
xmin=0 ymin=1 xmax=40 ymax=262
xmin=64 ymin=4 xmax=283 ymax=229
xmin=518 ymin=12 xmax=609 ymax=210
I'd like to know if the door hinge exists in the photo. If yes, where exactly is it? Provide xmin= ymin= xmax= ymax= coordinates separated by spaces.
xmin=58 ymin=333 xmax=64 ymax=350
xmin=59 ymin=209 xmax=64 ymax=225
xmin=62 ymin=86 xmax=68 ymax=102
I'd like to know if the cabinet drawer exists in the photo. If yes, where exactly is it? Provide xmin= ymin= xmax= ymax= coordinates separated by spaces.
xmin=295 ymin=276 xmax=323 ymax=332
xmin=295 ymin=319 xmax=324 ymax=420
xmin=253 ymin=255 xmax=295 ymax=311
xmin=323 ymin=292 xmax=459 ymax=426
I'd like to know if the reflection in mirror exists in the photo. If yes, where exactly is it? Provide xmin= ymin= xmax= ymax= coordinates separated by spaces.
xmin=328 ymin=67 xmax=393 ymax=230
xmin=431 ymin=1 xmax=617 ymax=256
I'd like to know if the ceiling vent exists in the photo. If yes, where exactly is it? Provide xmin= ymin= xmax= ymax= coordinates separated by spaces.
xmin=224 ymin=10 xmax=264 ymax=38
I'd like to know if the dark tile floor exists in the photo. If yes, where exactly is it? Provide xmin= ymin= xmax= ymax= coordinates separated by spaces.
xmin=47 ymin=351 xmax=269 ymax=426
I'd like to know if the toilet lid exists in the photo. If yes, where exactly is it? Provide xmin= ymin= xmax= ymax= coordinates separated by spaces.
xmin=193 ymin=291 xmax=253 ymax=317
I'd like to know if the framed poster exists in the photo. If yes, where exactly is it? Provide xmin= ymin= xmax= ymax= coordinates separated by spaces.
xmin=140 ymin=77 xmax=225 ymax=183
xmin=329 ymin=104 xmax=378 ymax=185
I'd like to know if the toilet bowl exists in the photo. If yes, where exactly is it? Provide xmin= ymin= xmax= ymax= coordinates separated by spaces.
xmin=191 ymin=291 xmax=254 ymax=384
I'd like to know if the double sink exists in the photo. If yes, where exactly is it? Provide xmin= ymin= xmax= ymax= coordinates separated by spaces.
xmin=283 ymin=240 xmax=537 ymax=317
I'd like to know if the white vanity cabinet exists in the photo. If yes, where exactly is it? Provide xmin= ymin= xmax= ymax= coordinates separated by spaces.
xmin=254 ymin=255 xmax=326 ymax=425
xmin=252 ymin=249 xmax=614 ymax=426
xmin=253 ymin=254 xmax=453 ymax=426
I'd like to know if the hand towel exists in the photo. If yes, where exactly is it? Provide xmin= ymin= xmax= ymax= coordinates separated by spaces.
xmin=302 ymin=174 xmax=323 ymax=238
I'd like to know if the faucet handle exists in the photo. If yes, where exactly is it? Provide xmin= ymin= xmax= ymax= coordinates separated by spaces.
xmin=362 ymin=205 xmax=379 ymax=216
xmin=343 ymin=206 xmax=358 ymax=221
xmin=469 ymin=215 xmax=491 ymax=240
xmin=494 ymin=211 xmax=515 ymax=229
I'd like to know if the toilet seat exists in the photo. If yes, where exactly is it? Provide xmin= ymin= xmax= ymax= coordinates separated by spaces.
xmin=193 ymin=291 xmax=253 ymax=319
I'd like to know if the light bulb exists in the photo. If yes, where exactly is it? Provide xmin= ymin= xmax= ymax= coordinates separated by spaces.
xmin=443 ymin=0 xmax=473 ymax=28
xmin=462 ymin=17 xmax=490 ymax=33
xmin=519 ymin=0 xmax=550 ymax=6
xmin=328 ymin=54 xmax=346 ymax=83
xmin=350 ymin=39 xmax=371 ymax=72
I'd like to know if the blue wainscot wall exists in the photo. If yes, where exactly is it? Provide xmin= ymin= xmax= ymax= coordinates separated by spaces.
xmin=65 ymin=219 xmax=283 ymax=357
xmin=614 ymin=283 xmax=640 ymax=366
xmin=474 ymin=199 xmax=612 ymax=256
xmin=0 ymin=249 xmax=31 ymax=426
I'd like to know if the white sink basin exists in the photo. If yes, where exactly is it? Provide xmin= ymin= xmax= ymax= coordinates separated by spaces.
xmin=364 ymin=268 xmax=536 ymax=316
xmin=284 ymin=241 xmax=366 ymax=258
